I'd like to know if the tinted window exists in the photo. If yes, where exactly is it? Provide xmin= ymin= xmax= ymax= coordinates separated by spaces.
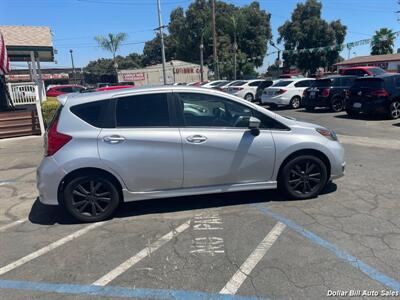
xmin=341 ymin=77 xmax=356 ymax=87
xmin=59 ymin=87 xmax=74 ymax=93
xmin=248 ymin=81 xmax=262 ymax=87
xmin=273 ymin=80 xmax=293 ymax=87
xmin=258 ymin=81 xmax=273 ymax=89
xmin=343 ymin=69 xmax=367 ymax=76
xmin=394 ymin=76 xmax=400 ymax=88
xmin=179 ymin=93 xmax=252 ymax=128
xmin=116 ymin=93 xmax=169 ymax=127
xmin=352 ymin=78 xmax=384 ymax=89
xmin=231 ymin=81 xmax=247 ymax=86
xmin=70 ymin=100 xmax=109 ymax=127
xmin=312 ymin=79 xmax=333 ymax=88
xmin=294 ymin=80 xmax=313 ymax=87
xmin=253 ymin=110 xmax=289 ymax=130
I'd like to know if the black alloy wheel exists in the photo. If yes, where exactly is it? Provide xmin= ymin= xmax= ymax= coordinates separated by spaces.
xmin=280 ymin=155 xmax=328 ymax=199
xmin=64 ymin=175 xmax=119 ymax=222
xmin=388 ymin=101 xmax=400 ymax=119
xmin=331 ymin=97 xmax=344 ymax=112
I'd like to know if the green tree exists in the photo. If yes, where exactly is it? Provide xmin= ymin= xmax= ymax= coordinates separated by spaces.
xmin=371 ymin=28 xmax=395 ymax=55
xmin=278 ymin=0 xmax=346 ymax=73
xmin=142 ymin=34 xmax=176 ymax=66
xmin=165 ymin=0 xmax=271 ymax=78
xmin=94 ymin=33 xmax=128 ymax=69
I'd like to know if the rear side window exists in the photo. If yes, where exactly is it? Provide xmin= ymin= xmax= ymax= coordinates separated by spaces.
xmin=70 ymin=100 xmax=110 ymax=128
xmin=231 ymin=81 xmax=247 ymax=86
xmin=312 ymin=79 xmax=333 ymax=88
xmin=294 ymin=80 xmax=313 ymax=87
xmin=273 ymin=80 xmax=293 ymax=87
xmin=116 ymin=93 xmax=169 ymax=127
xmin=343 ymin=69 xmax=367 ymax=76
xmin=248 ymin=81 xmax=262 ymax=87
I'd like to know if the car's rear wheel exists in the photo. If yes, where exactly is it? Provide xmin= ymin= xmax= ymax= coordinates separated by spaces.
xmin=279 ymin=155 xmax=328 ymax=200
xmin=63 ymin=175 xmax=120 ymax=222
xmin=388 ymin=101 xmax=400 ymax=119
xmin=244 ymin=93 xmax=254 ymax=102
xmin=331 ymin=97 xmax=345 ymax=112
xmin=290 ymin=96 xmax=301 ymax=109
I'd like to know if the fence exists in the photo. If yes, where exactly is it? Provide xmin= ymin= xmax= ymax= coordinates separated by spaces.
xmin=7 ymin=82 xmax=40 ymax=106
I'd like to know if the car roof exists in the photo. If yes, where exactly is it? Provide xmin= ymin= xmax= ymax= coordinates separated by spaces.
xmin=56 ymin=85 xmax=253 ymax=107
xmin=278 ymin=77 xmax=314 ymax=82
xmin=319 ymin=75 xmax=356 ymax=79
xmin=343 ymin=66 xmax=380 ymax=70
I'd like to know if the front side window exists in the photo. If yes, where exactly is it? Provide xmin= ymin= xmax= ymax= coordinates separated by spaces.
xmin=178 ymin=93 xmax=252 ymax=128
xmin=116 ymin=93 xmax=169 ymax=127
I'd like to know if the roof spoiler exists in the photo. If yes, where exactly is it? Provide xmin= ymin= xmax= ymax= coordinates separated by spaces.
xmin=56 ymin=94 xmax=69 ymax=106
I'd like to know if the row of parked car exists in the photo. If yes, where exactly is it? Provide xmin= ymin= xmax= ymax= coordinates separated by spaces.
xmin=199 ymin=67 xmax=399 ymax=120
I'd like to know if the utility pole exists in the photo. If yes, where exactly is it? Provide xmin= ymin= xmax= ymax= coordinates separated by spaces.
xmin=157 ymin=0 xmax=167 ymax=85
xmin=200 ymin=34 xmax=204 ymax=82
xmin=69 ymin=49 xmax=76 ymax=84
xmin=212 ymin=0 xmax=219 ymax=79
xmin=232 ymin=16 xmax=237 ymax=80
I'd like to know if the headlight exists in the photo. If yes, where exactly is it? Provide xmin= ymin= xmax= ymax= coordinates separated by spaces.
xmin=316 ymin=128 xmax=338 ymax=141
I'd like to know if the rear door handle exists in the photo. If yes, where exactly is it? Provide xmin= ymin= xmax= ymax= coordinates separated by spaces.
xmin=103 ymin=135 xmax=126 ymax=144
xmin=186 ymin=135 xmax=207 ymax=143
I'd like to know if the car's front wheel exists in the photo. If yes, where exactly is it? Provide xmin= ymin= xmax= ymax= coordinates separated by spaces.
xmin=388 ymin=100 xmax=400 ymax=119
xmin=290 ymin=96 xmax=301 ymax=109
xmin=279 ymin=155 xmax=328 ymax=199
xmin=63 ymin=174 xmax=120 ymax=222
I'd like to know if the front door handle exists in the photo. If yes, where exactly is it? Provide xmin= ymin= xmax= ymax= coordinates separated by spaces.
xmin=186 ymin=135 xmax=207 ymax=144
xmin=103 ymin=135 xmax=126 ymax=144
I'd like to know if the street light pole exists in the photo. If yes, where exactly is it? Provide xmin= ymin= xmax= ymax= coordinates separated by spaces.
xmin=157 ymin=0 xmax=167 ymax=85
xmin=232 ymin=16 xmax=237 ymax=80
xmin=69 ymin=49 xmax=76 ymax=84
xmin=200 ymin=34 xmax=204 ymax=82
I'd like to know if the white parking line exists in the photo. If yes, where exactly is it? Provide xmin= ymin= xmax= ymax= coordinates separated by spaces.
xmin=220 ymin=222 xmax=286 ymax=295
xmin=0 ymin=221 xmax=105 ymax=276
xmin=0 ymin=218 xmax=28 ymax=232
xmin=93 ymin=220 xmax=191 ymax=286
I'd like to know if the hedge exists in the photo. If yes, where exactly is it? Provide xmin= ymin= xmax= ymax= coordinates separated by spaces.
xmin=41 ymin=100 xmax=60 ymax=127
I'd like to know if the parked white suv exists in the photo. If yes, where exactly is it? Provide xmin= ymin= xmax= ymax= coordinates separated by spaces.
xmin=226 ymin=79 xmax=265 ymax=102
xmin=261 ymin=78 xmax=315 ymax=109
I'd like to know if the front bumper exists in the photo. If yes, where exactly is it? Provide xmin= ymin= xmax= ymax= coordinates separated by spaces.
xmin=36 ymin=156 xmax=66 ymax=205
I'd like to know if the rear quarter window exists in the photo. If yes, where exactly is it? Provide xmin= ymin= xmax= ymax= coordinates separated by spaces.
xmin=70 ymin=100 xmax=111 ymax=128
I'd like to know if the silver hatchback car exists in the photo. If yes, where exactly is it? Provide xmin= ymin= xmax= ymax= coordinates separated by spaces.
xmin=37 ymin=86 xmax=345 ymax=222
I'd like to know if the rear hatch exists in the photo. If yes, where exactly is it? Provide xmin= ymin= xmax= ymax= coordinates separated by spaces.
xmin=349 ymin=78 xmax=387 ymax=103
xmin=304 ymin=78 xmax=333 ymax=99
xmin=227 ymin=80 xmax=247 ymax=93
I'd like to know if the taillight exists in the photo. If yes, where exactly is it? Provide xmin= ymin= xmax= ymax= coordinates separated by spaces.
xmin=233 ymin=87 xmax=244 ymax=91
xmin=322 ymin=88 xmax=330 ymax=97
xmin=46 ymin=116 xmax=72 ymax=156
xmin=303 ymin=90 xmax=307 ymax=97
xmin=370 ymin=89 xmax=389 ymax=97
xmin=276 ymin=89 xmax=287 ymax=95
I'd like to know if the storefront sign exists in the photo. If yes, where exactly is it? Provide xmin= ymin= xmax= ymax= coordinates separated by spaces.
xmin=122 ymin=72 xmax=145 ymax=81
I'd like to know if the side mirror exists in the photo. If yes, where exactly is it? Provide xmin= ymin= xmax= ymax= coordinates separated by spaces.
xmin=248 ymin=116 xmax=261 ymax=136
xmin=248 ymin=116 xmax=261 ymax=129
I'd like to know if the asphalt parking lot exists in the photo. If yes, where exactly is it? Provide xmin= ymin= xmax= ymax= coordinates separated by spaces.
xmin=0 ymin=107 xmax=399 ymax=299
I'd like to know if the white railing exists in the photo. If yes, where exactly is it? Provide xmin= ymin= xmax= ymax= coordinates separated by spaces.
xmin=7 ymin=82 xmax=39 ymax=106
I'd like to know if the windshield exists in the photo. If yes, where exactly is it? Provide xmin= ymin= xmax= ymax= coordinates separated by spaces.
xmin=369 ymin=68 xmax=386 ymax=76
xmin=273 ymin=80 xmax=293 ymax=87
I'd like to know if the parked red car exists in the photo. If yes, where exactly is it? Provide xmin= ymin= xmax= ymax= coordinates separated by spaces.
xmin=339 ymin=66 xmax=386 ymax=77
xmin=46 ymin=84 xmax=86 ymax=97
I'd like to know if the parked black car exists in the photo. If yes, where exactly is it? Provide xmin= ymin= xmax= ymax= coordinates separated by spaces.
xmin=302 ymin=75 xmax=357 ymax=112
xmin=255 ymin=79 xmax=275 ymax=102
xmin=346 ymin=74 xmax=400 ymax=119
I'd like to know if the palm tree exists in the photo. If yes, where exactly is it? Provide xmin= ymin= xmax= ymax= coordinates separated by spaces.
xmin=95 ymin=33 xmax=128 ymax=70
xmin=371 ymin=28 xmax=396 ymax=55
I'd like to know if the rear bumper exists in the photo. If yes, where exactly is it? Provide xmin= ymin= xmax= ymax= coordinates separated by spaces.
xmin=261 ymin=95 xmax=290 ymax=105
xmin=36 ymin=157 xmax=66 ymax=205
xmin=303 ymin=97 xmax=330 ymax=108
xmin=346 ymin=98 xmax=388 ymax=114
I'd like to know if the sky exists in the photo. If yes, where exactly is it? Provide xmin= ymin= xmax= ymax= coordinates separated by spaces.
xmin=1 ymin=0 xmax=399 ymax=72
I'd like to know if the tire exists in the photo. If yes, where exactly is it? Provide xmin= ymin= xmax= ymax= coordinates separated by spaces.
xmin=63 ymin=174 xmax=120 ymax=222
xmin=244 ymin=93 xmax=254 ymax=102
xmin=279 ymin=155 xmax=328 ymax=200
xmin=331 ymin=97 xmax=345 ymax=112
xmin=304 ymin=105 xmax=314 ymax=112
xmin=289 ymin=96 xmax=301 ymax=109
xmin=388 ymin=101 xmax=400 ymax=119
xmin=345 ymin=108 xmax=358 ymax=117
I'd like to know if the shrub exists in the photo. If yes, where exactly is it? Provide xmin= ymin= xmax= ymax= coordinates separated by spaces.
xmin=41 ymin=100 xmax=60 ymax=127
